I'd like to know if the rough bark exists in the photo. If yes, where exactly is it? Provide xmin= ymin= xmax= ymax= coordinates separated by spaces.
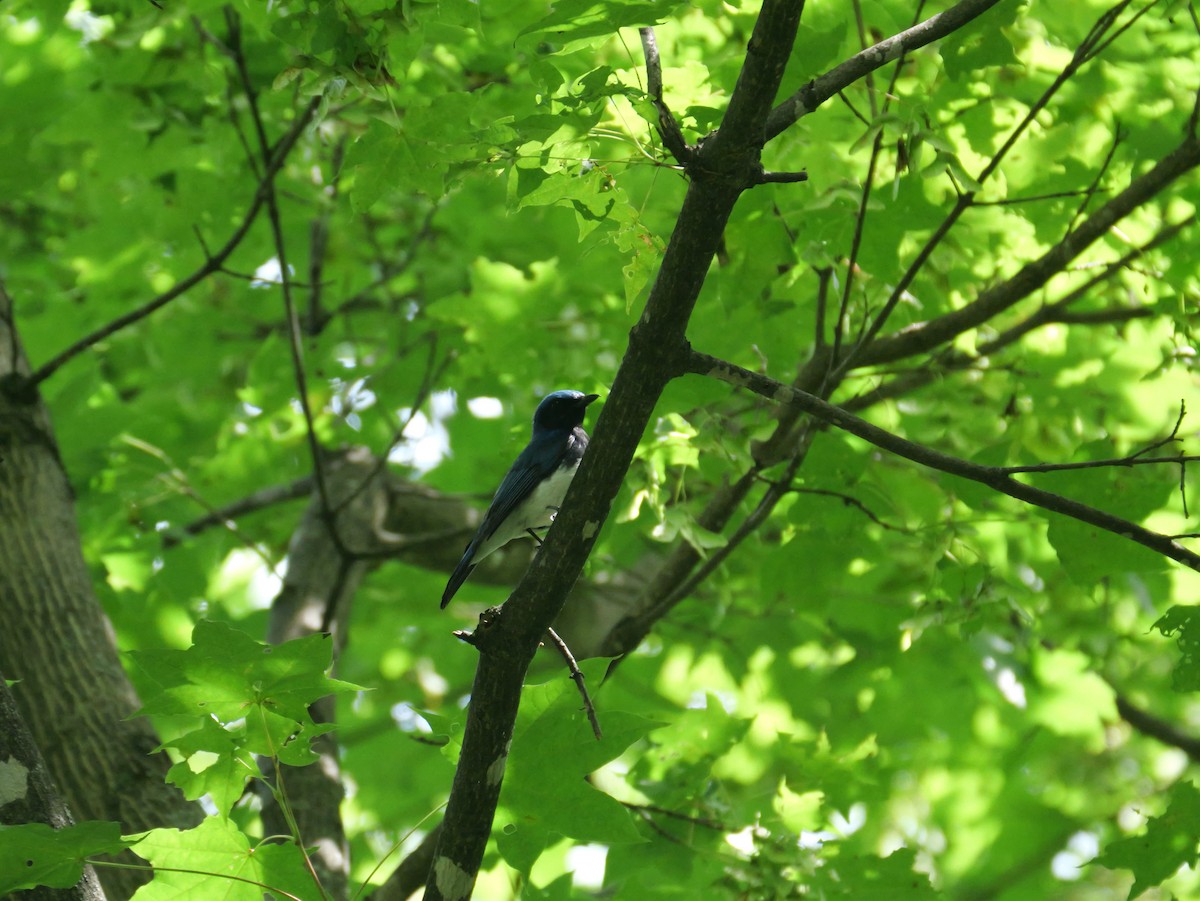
xmin=0 ymin=676 xmax=106 ymax=901
xmin=0 ymin=285 xmax=201 ymax=901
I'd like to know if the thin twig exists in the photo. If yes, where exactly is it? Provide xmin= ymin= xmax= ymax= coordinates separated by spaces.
xmin=623 ymin=802 xmax=732 ymax=832
xmin=335 ymin=332 xmax=449 ymax=515
xmin=829 ymin=0 xmax=927 ymax=364
xmin=831 ymin=128 xmax=883 ymax=365
xmin=326 ymin=202 xmax=440 ymax=322
xmin=836 ymin=89 xmax=871 ymax=126
xmin=632 ymin=807 xmax=689 ymax=845
xmin=545 ymin=627 xmax=602 ymax=740
xmin=999 ymin=455 xmax=1200 ymax=474
xmin=639 ymin=27 xmax=691 ymax=164
xmin=226 ymin=7 xmax=338 ymax=531
xmin=307 ymin=136 xmax=347 ymax=335
xmin=164 ymin=476 xmax=314 ymax=545
xmin=631 ymin=427 xmax=817 ymax=644
xmin=974 ymin=189 xmax=1105 ymax=207
xmin=765 ymin=0 xmax=1005 ymax=139
xmin=1069 ymin=124 xmax=1123 ymax=229
xmin=788 ymin=485 xmax=909 ymax=531
xmin=850 ymin=0 xmax=879 ymax=119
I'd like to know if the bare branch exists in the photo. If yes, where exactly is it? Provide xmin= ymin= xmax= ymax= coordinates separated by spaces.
xmin=790 ymin=485 xmax=909 ymax=531
xmin=307 ymin=136 xmax=347 ymax=334
xmin=164 ymin=476 xmax=314 ymax=546
xmin=974 ymin=189 xmax=1107 ymax=207
xmin=226 ymin=8 xmax=339 ymax=537
xmin=1069 ymin=124 xmax=1123 ymax=228
xmin=832 ymin=126 xmax=884 ymax=363
xmin=639 ymin=27 xmax=691 ymax=164
xmin=622 ymin=802 xmax=732 ymax=833
xmin=545 ymin=627 xmax=602 ymax=740
xmin=1115 ymin=693 xmax=1200 ymax=762
xmin=998 ymin=455 xmax=1200 ymax=475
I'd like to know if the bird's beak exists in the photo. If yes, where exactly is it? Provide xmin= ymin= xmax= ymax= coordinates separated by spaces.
xmin=581 ymin=394 xmax=600 ymax=406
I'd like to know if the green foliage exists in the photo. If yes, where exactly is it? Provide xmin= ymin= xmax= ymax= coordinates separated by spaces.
xmin=3 ymin=0 xmax=1200 ymax=899
xmin=0 ymin=822 xmax=129 ymax=894
xmin=129 ymin=621 xmax=361 ymax=815
xmin=497 ymin=663 xmax=655 ymax=874
xmin=1154 ymin=606 xmax=1200 ymax=692
xmin=128 ymin=816 xmax=315 ymax=901
xmin=1096 ymin=781 xmax=1200 ymax=900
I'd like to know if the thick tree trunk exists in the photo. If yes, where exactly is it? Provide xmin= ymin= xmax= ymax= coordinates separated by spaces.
xmin=0 ymin=286 xmax=201 ymax=900
xmin=0 ymin=676 xmax=106 ymax=901
xmin=257 ymin=448 xmax=390 ymax=901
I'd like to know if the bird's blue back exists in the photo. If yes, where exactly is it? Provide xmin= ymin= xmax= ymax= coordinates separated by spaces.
xmin=440 ymin=390 xmax=597 ymax=608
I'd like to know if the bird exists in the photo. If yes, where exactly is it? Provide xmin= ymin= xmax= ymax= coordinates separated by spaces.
xmin=440 ymin=389 xmax=600 ymax=608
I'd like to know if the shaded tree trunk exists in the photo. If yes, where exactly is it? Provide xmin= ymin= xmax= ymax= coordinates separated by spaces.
xmin=0 ymin=677 xmax=106 ymax=901
xmin=0 ymin=286 xmax=201 ymax=900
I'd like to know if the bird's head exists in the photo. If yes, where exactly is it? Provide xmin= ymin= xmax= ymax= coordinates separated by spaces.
xmin=533 ymin=390 xmax=600 ymax=432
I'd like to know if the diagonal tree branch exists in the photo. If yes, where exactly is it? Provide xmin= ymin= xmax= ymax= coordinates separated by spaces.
xmin=837 ymin=0 xmax=1157 ymax=377
xmin=764 ymin=0 xmax=1004 ymax=140
xmin=1115 ymin=692 xmax=1200 ymax=761
xmin=841 ymin=216 xmax=1193 ymax=412
xmin=423 ymin=4 xmax=807 ymax=898
xmin=856 ymin=133 xmax=1200 ymax=367
xmin=690 ymin=349 xmax=1200 ymax=572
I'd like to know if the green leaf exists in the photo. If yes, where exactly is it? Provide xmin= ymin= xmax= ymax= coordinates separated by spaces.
xmin=1036 ymin=448 xmax=1174 ymax=583
xmin=1153 ymin=606 xmax=1200 ymax=692
xmin=516 ymin=0 xmax=681 ymax=48
xmin=128 ymin=621 xmax=360 ymax=774
xmin=0 ymin=822 xmax=130 ymax=894
xmin=130 ymin=816 xmax=315 ymax=901
xmin=164 ymin=717 xmax=262 ymax=816
xmin=939 ymin=0 xmax=1021 ymax=79
xmin=1096 ymin=781 xmax=1200 ymax=899
xmin=497 ymin=663 xmax=657 ymax=873
xmin=813 ymin=849 xmax=942 ymax=898
xmin=346 ymin=121 xmax=409 ymax=210
xmin=1027 ymin=648 xmax=1116 ymax=746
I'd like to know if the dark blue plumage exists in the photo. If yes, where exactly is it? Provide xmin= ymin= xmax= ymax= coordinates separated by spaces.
xmin=440 ymin=390 xmax=600 ymax=608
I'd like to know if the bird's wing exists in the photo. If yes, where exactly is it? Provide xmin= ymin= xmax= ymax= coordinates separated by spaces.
xmin=440 ymin=433 xmax=571 ymax=608
xmin=475 ymin=433 xmax=570 ymax=546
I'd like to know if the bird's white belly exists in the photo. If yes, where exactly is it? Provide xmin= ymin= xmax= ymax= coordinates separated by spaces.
xmin=475 ymin=464 xmax=579 ymax=561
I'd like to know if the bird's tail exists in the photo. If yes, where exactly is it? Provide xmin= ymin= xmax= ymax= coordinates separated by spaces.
xmin=440 ymin=553 xmax=476 ymax=608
